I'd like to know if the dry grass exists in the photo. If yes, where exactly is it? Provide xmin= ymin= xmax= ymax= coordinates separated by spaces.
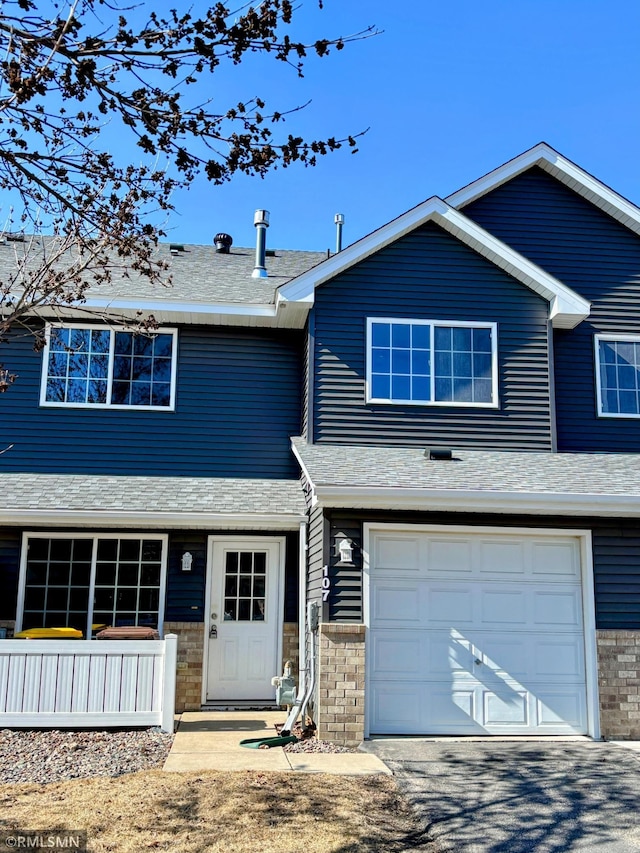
xmin=0 ymin=770 xmax=431 ymax=852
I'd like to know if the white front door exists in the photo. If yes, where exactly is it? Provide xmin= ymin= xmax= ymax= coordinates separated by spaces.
xmin=367 ymin=527 xmax=593 ymax=736
xmin=206 ymin=538 xmax=283 ymax=702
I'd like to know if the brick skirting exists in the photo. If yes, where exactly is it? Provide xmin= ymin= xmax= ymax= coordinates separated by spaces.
xmin=282 ymin=622 xmax=299 ymax=678
xmin=164 ymin=621 xmax=300 ymax=713
xmin=163 ymin=621 xmax=205 ymax=712
xmin=316 ymin=623 xmax=365 ymax=748
xmin=597 ymin=630 xmax=640 ymax=740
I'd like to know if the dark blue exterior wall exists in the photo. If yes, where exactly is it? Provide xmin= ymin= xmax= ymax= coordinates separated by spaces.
xmin=0 ymin=529 xmax=20 ymax=621
xmin=461 ymin=166 xmax=640 ymax=452
xmin=0 ymin=528 xmax=298 ymax=626
xmin=165 ymin=530 xmax=299 ymax=623
xmin=0 ymin=326 xmax=302 ymax=477
xmin=312 ymin=222 xmax=554 ymax=450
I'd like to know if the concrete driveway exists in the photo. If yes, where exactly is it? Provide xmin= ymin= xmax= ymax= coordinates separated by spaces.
xmin=360 ymin=740 xmax=640 ymax=852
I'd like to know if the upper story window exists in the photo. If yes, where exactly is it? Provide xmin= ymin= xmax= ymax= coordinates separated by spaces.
xmin=595 ymin=334 xmax=640 ymax=418
xmin=367 ymin=318 xmax=498 ymax=407
xmin=40 ymin=325 xmax=177 ymax=410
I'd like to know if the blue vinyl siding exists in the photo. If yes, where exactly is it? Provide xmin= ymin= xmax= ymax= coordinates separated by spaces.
xmin=321 ymin=511 xmax=640 ymax=629
xmin=165 ymin=530 xmax=298 ymax=623
xmin=312 ymin=222 xmax=553 ymax=450
xmin=0 ymin=529 xmax=21 ymax=621
xmin=461 ymin=166 xmax=640 ymax=452
xmin=0 ymin=326 xmax=301 ymax=477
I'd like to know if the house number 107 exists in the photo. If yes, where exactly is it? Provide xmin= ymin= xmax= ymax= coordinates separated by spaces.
xmin=322 ymin=565 xmax=330 ymax=602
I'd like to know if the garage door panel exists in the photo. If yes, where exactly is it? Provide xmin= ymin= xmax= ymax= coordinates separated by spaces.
xmin=534 ymin=639 xmax=584 ymax=679
xmin=480 ymin=589 xmax=527 ymax=624
xmin=531 ymin=541 xmax=580 ymax=578
xmin=426 ymin=687 xmax=479 ymax=730
xmin=427 ymin=587 xmax=474 ymax=623
xmin=475 ymin=636 xmax=531 ymax=680
xmin=479 ymin=540 xmax=526 ymax=575
xmin=370 ymin=685 xmax=422 ymax=731
xmin=370 ymin=635 xmax=424 ymax=676
xmin=374 ymin=535 xmax=421 ymax=572
xmin=371 ymin=583 xmax=422 ymax=623
xmin=482 ymin=689 xmax=529 ymax=726
xmin=536 ymin=691 xmax=586 ymax=728
xmin=533 ymin=590 xmax=583 ymax=627
xmin=368 ymin=529 xmax=589 ymax=736
xmin=426 ymin=538 xmax=473 ymax=575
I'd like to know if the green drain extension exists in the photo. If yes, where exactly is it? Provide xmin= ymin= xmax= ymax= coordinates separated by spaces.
xmin=239 ymin=735 xmax=298 ymax=749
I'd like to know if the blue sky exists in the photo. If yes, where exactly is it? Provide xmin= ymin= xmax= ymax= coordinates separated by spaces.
xmin=165 ymin=0 xmax=640 ymax=252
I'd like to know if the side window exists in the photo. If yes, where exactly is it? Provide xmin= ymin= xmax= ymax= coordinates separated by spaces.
xmin=596 ymin=335 xmax=640 ymax=417
xmin=40 ymin=325 xmax=177 ymax=410
xmin=367 ymin=318 xmax=498 ymax=407
xmin=20 ymin=535 xmax=166 ymax=636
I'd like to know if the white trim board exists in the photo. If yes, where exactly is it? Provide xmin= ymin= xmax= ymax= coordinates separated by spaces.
xmin=0 ymin=510 xmax=305 ymax=530
xmin=446 ymin=142 xmax=640 ymax=238
xmin=310 ymin=486 xmax=640 ymax=518
xmin=361 ymin=522 xmax=600 ymax=740
xmin=278 ymin=197 xmax=589 ymax=330
xmin=201 ymin=534 xmax=286 ymax=706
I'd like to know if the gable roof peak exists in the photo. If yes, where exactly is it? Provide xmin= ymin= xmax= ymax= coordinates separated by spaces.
xmin=446 ymin=143 xmax=640 ymax=237
xmin=278 ymin=193 xmax=589 ymax=329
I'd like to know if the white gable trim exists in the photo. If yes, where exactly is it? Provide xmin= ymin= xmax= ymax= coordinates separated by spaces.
xmin=278 ymin=197 xmax=589 ymax=329
xmin=446 ymin=142 xmax=640 ymax=237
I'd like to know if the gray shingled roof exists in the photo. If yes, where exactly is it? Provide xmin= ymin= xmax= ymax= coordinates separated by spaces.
xmin=292 ymin=438 xmax=640 ymax=497
xmin=0 ymin=473 xmax=306 ymax=520
xmin=0 ymin=237 xmax=325 ymax=305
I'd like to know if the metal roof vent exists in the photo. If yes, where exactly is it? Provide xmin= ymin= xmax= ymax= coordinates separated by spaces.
xmin=169 ymin=243 xmax=185 ymax=255
xmin=425 ymin=447 xmax=453 ymax=461
xmin=252 ymin=209 xmax=270 ymax=278
xmin=214 ymin=233 xmax=233 ymax=254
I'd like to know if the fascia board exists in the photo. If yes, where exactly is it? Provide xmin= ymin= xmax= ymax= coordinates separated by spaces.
xmin=30 ymin=297 xmax=310 ymax=329
xmin=0 ymin=509 xmax=305 ymax=529
xmin=436 ymin=208 xmax=590 ymax=328
xmin=279 ymin=196 xmax=589 ymax=329
xmin=40 ymin=297 xmax=278 ymax=318
xmin=446 ymin=142 xmax=640 ymax=237
xmin=314 ymin=485 xmax=640 ymax=517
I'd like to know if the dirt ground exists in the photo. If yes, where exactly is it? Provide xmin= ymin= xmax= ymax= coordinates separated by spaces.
xmin=0 ymin=769 xmax=434 ymax=852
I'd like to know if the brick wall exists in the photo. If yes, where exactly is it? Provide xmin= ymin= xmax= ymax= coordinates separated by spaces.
xmin=597 ymin=630 xmax=640 ymax=739
xmin=316 ymin=623 xmax=365 ymax=748
xmin=282 ymin=622 xmax=299 ymax=677
xmin=164 ymin=621 xmax=205 ymax=712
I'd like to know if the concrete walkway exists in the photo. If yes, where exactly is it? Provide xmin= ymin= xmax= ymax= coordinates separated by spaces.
xmin=163 ymin=711 xmax=390 ymax=776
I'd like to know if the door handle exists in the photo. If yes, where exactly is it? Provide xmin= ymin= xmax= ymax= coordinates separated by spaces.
xmin=474 ymin=658 xmax=482 ymax=666
xmin=210 ymin=625 xmax=218 ymax=638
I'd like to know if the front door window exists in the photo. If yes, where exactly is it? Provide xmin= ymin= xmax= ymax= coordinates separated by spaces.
xmin=223 ymin=550 xmax=267 ymax=621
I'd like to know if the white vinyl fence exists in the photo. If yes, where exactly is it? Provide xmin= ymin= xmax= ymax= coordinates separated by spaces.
xmin=0 ymin=634 xmax=177 ymax=732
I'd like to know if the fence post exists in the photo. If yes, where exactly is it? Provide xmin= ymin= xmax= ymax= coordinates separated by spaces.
xmin=161 ymin=634 xmax=178 ymax=733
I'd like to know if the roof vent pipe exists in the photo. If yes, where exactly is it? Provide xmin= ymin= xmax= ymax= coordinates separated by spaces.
xmin=334 ymin=213 xmax=345 ymax=253
xmin=252 ymin=209 xmax=270 ymax=278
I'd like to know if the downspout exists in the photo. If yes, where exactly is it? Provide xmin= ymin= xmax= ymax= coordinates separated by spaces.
xmin=281 ymin=519 xmax=314 ymax=735
xmin=298 ymin=519 xmax=307 ymax=698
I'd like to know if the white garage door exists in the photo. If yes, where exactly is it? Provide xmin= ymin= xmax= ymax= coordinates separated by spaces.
xmin=368 ymin=528 xmax=589 ymax=735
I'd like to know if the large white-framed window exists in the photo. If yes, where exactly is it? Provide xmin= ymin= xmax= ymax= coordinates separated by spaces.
xmin=366 ymin=318 xmax=498 ymax=407
xmin=39 ymin=324 xmax=178 ymax=410
xmin=595 ymin=334 xmax=640 ymax=418
xmin=16 ymin=533 xmax=168 ymax=637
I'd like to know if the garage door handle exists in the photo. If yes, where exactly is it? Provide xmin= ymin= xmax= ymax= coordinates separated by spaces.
xmin=474 ymin=658 xmax=482 ymax=666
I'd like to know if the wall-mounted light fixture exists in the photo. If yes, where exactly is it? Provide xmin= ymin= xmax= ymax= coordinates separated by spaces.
xmin=181 ymin=552 xmax=193 ymax=572
xmin=337 ymin=538 xmax=353 ymax=564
